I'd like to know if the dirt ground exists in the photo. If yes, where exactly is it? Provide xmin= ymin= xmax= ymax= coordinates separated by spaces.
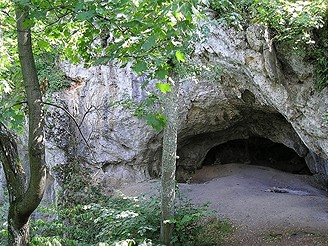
xmin=118 ymin=163 xmax=328 ymax=245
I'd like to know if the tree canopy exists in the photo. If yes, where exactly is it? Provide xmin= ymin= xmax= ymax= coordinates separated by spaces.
xmin=1 ymin=0 xmax=327 ymax=131
xmin=1 ymin=0 xmax=207 ymax=132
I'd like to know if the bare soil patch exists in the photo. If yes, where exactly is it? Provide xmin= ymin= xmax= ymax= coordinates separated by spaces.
xmin=118 ymin=164 xmax=328 ymax=245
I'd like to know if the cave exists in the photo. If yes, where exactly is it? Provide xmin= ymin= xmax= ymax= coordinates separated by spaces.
xmin=201 ymin=137 xmax=311 ymax=175
xmin=174 ymin=109 xmax=315 ymax=183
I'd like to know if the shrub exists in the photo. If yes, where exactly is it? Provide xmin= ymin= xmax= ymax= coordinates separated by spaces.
xmin=29 ymin=193 xmax=217 ymax=246
xmin=0 ymin=185 xmax=234 ymax=246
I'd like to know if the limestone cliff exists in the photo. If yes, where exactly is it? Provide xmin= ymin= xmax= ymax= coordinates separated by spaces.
xmin=42 ymin=23 xmax=328 ymax=193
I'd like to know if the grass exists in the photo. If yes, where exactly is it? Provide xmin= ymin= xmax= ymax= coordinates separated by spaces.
xmin=197 ymin=217 xmax=235 ymax=245
xmin=263 ymin=230 xmax=328 ymax=245
xmin=264 ymin=231 xmax=283 ymax=243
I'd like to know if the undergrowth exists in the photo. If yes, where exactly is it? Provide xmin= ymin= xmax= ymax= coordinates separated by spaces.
xmin=0 ymin=189 xmax=234 ymax=245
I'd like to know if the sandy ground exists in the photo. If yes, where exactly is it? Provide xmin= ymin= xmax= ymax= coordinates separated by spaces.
xmin=118 ymin=164 xmax=328 ymax=245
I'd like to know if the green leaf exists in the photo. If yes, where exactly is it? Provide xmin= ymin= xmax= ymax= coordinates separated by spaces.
xmin=132 ymin=61 xmax=148 ymax=74
xmin=22 ymin=18 xmax=34 ymax=29
xmin=181 ymin=3 xmax=193 ymax=21
xmin=37 ymin=40 xmax=51 ymax=51
xmin=63 ymin=29 xmax=70 ymax=38
xmin=175 ymin=50 xmax=185 ymax=63
xmin=30 ymin=10 xmax=47 ymax=20
xmin=156 ymin=83 xmax=171 ymax=94
xmin=141 ymin=34 xmax=157 ymax=51
xmin=144 ymin=113 xmax=167 ymax=132
xmin=128 ymin=241 xmax=136 ymax=246
xmin=123 ymin=20 xmax=143 ymax=28
xmin=173 ymin=12 xmax=184 ymax=21
xmin=155 ymin=68 xmax=169 ymax=80
xmin=16 ymin=0 xmax=29 ymax=6
xmin=76 ymin=10 xmax=96 ymax=21
xmin=181 ymin=215 xmax=192 ymax=224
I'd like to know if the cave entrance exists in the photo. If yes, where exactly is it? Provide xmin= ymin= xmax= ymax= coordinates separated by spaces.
xmin=201 ymin=137 xmax=311 ymax=175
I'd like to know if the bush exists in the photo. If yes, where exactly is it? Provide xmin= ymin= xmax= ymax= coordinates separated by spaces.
xmin=0 ymin=187 xmax=234 ymax=245
xmin=29 ymin=193 xmax=218 ymax=246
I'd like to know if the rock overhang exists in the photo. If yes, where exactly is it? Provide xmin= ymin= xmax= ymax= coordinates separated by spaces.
xmin=42 ymin=23 xmax=328 ymax=191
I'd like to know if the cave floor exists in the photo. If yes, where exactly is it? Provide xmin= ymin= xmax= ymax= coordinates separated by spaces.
xmin=118 ymin=163 xmax=328 ymax=245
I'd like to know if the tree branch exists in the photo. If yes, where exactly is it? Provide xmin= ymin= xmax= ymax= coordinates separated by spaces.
xmin=42 ymin=101 xmax=93 ymax=151
xmin=11 ymin=100 xmax=93 ymax=154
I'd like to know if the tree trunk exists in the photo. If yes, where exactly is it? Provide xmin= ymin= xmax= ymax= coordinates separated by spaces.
xmin=0 ymin=123 xmax=28 ymax=245
xmin=160 ymin=75 xmax=180 ymax=246
xmin=7 ymin=211 xmax=30 ymax=246
xmin=0 ymin=3 xmax=47 ymax=245
xmin=15 ymin=0 xmax=47 ymax=214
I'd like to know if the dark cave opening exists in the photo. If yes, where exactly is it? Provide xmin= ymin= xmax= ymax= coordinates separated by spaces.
xmin=202 ymin=137 xmax=311 ymax=175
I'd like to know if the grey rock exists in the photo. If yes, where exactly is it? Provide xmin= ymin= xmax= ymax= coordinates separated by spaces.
xmin=33 ymin=23 xmax=328 ymax=194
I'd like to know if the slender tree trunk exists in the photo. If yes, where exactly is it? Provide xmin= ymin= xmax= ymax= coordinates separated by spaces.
xmin=0 ymin=123 xmax=28 ymax=245
xmin=0 ymin=3 xmax=47 ymax=245
xmin=15 ymin=2 xmax=47 ymax=215
xmin=160 ymin=75 xmax=179 ymax=246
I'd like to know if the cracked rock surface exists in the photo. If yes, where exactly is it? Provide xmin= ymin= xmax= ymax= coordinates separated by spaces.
xmin=38 ymin=23 xmax=328 ymax=193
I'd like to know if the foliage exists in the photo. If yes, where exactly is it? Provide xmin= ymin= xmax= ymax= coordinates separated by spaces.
xmin=52 ymin=159 xmax=108 ymax=208
xmin=170 ymin=198 xmax=211 ymax=245
xmin=208 ymin=0 xmax=254 ymax=30
xmin=0 ymin=1 xmax=25 ymax=132
xmin=253 ymin=0 xmax=327 ymax=46
xmin=209 ymin=0 xmax=328 ymax=89
xmin=0 ymin=183 xmax=231 ymax=246
xmin=209 ymin=0 xmax=327 ymax=46
xmin=314 ymin=49 xmax=328 ymax=90
xmin=35 ymin=52 xmax=71 ymax=93
xmin=16 ymin=193 xmax=217 ymax=246
xmin=16 ymin=0 xmax=204 ymax=79
xmin=0 ymin=16 xmax=69 ymax=131
xmin=253 ymin=0 xmax=328 ymax=90
xmin=1 ymin=0 xmax=208 ymax=134
xmin=0 ymin=49 xmax=70 ymax=133
xmin=118 ymin=93 xmax=167 ymax=132
xmin=312 ymin=18 xmax=328 ymax=90
xmin=0 ymin=229 xmax=8 ymax=246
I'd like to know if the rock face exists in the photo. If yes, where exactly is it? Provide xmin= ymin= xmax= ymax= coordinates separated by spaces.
xmin=43 ymin=23 xmax=328 ymax=193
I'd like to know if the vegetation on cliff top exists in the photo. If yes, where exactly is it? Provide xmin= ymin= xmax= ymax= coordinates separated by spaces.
xmin=209 ymin=0 xmax=328 ymax=89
